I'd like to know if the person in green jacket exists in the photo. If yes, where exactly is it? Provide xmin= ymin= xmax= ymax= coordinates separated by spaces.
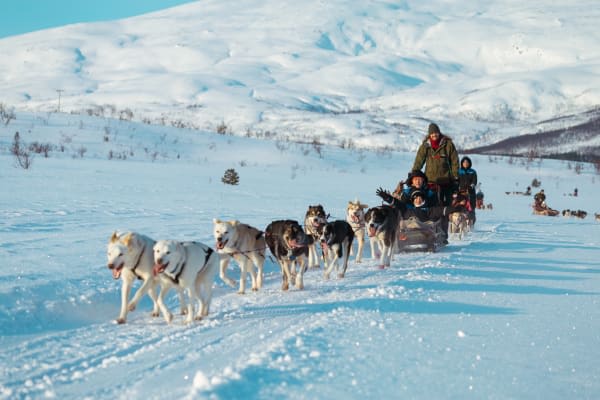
xmin=411 ymin=122 xmax=459 ymax=206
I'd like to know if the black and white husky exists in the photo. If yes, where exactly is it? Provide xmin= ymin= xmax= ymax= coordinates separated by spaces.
xmin=365 ymin=205 xmax=399 ymax=268
xmin=304 ymin=204 xmax=328 ymax=268
xmin=319 ymin=220 xmax=355 ymax=279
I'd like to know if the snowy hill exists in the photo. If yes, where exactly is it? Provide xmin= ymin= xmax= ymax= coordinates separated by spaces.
xmin=1 ymin=0 xmax=600 ymax=154
xmin=1 ymin=1 xmax=600 ymax=398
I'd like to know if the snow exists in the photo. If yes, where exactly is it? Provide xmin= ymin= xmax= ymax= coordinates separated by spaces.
xmin=1 ymin=110 xmax=599 ymax=399
xmin=1 ymin=1 xmax=600 ymax=399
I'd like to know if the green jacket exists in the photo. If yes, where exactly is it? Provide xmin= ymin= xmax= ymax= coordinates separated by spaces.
xmin=412 ymin=135 xmax=459 ymax=185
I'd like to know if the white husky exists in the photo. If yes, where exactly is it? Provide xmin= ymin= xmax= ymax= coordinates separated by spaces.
xmin=106 ymin=231 xmax=186 ymax=324
xmin=213 ymin=218 xmax=266 ymax=294
xmin=346 ymin=200 xmax=368 ymax=263
xmin=153 ymin=240 xmax=220 ymax=324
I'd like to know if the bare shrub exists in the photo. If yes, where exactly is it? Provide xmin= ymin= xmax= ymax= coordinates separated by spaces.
xmin=0 ymin=103 xmax=16 ymax=125
xmin=28 ymin=142 xmax=53 ymax=158
xmin=311 ymin=138 xmax=323 ymax=158
xmin=119 ymin=108 xmax=134 ymax=121
xmin=216 ymin=121 xmax=228 ymax=135
xmin=75 ymin=146 xmax=87 ymax=158
xmin=11 ymin=132 xmax=33 ymax=169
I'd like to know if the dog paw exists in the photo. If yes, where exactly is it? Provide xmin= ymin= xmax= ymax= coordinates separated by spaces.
xmin=281 ymin=282 xmax=289 ymax=291
xmin=237 ymin=290 xmax=246 ymax=295
xmin=180 ymin=309 xmax=188 ymax=315
xmin=165 ymin=313 xmax=173 ymax=324
xmin=323 ymin=273 xmax=330 ymax=280
xmin=377 ymin=265 xmax=385 ymax=270
xmin=194 ymin=315 xmax=203 ymax=321
xmin=337 ymin=273 xmax=345 ymax=279
xmin=252 ymin=287 xmax=258 ymax=292
xmin=116 ymin=318 xmax=126 ymax=324
xmin=151 ymin=311 xmax=160 ymax=318
xmin=127 ymin=303 xmax=136 ymax=312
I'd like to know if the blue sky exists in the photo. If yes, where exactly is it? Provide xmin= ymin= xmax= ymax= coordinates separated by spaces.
xmin=0 ymin=0 xmax=195 ymax=39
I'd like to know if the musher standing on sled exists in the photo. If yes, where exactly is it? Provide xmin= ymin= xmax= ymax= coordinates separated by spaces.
xmin=411 ymin=122 xmax=459 ymax=207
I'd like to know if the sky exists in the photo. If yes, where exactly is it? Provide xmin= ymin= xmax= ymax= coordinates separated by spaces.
xmin=0 ymin=0 xmax=195 ymax=38
xmin=0 ymin=2 xmax=599 ymax=398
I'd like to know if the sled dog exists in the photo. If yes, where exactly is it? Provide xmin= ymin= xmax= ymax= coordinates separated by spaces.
xmin=595 ymin=213 xmax=600 ymax=222
xmin=106 ymin=231 xmax=185 ymax=324
xmin=213 ymin=218 xmax=266 ymax=294
xmin=346 ymin=200 xmax=368 ymax=263
xmin=265 ymin=220 xmax=311 ymax=290
xmin=364 ymin=205 xmax=399 ymax=268
xmin=448 ymin=211 xmax=469 ymax=240
xmin=562 ymin=209 xmax=587 ymax=219
xmin=319 ymin=220 xmax=354 ymax=279
xmin=153 ymin=240 xmax=220 ymax=324
xmin=304 ymin=205 xmax=328 ymax=268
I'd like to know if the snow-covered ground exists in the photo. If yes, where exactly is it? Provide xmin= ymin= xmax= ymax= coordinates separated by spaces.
xmin=1 ymin=111 xmax=599 ymax=399
xmin=1 ymin=0 xmax=599 ymax=398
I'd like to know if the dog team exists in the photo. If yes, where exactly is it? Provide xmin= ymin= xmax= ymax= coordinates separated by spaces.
xmin=106 ymin=199 xmax=409 ymax=325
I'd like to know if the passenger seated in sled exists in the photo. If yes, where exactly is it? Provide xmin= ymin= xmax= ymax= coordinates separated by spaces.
xmin=532 ymin=190 xmax=559 ymax=216
xmin=392 ymin=170 xmax=439 ymax=207
xmin=376 ymin=188 xmax=464 ymax=251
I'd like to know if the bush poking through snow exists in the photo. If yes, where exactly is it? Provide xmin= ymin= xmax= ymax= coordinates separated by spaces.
xmin=221 ymin=168 xmax=240 ymax=185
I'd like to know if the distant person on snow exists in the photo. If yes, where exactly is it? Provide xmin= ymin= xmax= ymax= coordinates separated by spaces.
xmin=412 ymin=122 xmax=459 ymax=207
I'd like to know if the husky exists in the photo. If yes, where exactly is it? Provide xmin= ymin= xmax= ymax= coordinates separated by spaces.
xmin=153 ymin=240 xmax=220 ymax=324
xmin=303 ymin=205 xmax=328 ymax=269
xmin=319 ymin=220 xmax=354 ymax=279
xmin=346 ymin=200 xmax=368 ymax=263
xmin=448 ymin=211 xmax=469 ymax=240
xmin=265 ymin=220 xmax=312 ymax=290
xmin=213 ymin=218 xmax=266 ymax=294
xmin=364 ymin=205 xmax=399 ymax=268
xmin=595 ymin=213 xmax=600 ymax=222
xmin=563 ymin=209 xmax=587 ymax=219
xmin=106 ymin=231 xmax=186 ymax=324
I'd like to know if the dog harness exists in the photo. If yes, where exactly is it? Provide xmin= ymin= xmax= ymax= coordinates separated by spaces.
xmin=166 ymin=245 xmax=214 ymax=285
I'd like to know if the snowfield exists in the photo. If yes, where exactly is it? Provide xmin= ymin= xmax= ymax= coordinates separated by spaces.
xmin=1 ymin=112 xmax=599 ymax=399
xmin=1 ymin=0 xmax=600 ymax=398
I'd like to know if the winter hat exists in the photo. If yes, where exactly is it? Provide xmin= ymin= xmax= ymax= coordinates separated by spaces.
xmin=411 ymin=190 xmax=425 ymax=201
xmin=407 ymin=170 xmax=427 ymax=185
xmin=428 ymin=123 xmax=441 ymax=135
xmin=460 ymin=156 xmax=472 ymax=168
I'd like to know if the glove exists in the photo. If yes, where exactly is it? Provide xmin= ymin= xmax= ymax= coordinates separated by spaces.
xmin=376 ymin=187 xmax=393 ymax=203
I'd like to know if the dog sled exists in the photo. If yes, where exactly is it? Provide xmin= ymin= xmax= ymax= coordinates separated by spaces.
xmin=395 ymin=216 xmax=446 ymax=252
xmin=532 ymin=206 xmax=559 ymax=216
xmin=532 ymin=203 xmax=559 ymax=216
xmin=532 ymin=201 xmax=559 ymax=217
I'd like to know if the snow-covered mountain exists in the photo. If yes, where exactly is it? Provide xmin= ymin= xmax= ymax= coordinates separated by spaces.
xmin=1 ymin=0 xmax=600 ymax=155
